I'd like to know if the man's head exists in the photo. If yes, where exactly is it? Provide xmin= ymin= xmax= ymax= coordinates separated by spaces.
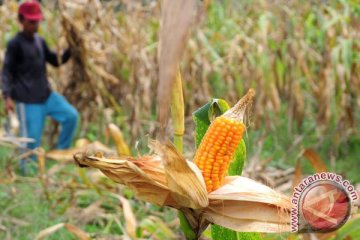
xmin=18 ymin=1 xmax=43 ymax=35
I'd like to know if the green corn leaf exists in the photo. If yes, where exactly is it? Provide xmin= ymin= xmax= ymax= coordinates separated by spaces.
xmin=193 ymin=98 xmax=260 ymax=240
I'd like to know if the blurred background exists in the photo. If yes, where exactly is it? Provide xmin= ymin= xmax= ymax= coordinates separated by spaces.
xmin=0 ymin=0 xmax=359 ymax=239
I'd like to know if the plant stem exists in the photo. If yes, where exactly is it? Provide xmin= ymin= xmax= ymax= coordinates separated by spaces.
xmin=171 ymin=69 xmax=196 ymax=239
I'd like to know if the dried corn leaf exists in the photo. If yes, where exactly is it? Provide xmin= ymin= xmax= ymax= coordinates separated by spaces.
xmin=303 ymin=149 xmax=327 ymax=173
xmin=46 ymin=141 xmax=114 ymax=162
xmin=0 ymin=136 xmax=34 ymax=147
xmin=63 ymin=224 xmax=90 ymax=240
xmin=117 ymin=196 xmax=137 ymax=239
xmin=292 ymin=158 xmax=302 ymax=190
xmin=157 ymin=0 xmax=196 ymax=133
xmin=35 ymin=223 xmax=90 ymax=240
xmin=35 ymin=223 xmax=65 ymax=240
xmin=92 ymin=65 xmax=120 ymax=84
xmin=37 ymin=148 xmax=46 ymax=175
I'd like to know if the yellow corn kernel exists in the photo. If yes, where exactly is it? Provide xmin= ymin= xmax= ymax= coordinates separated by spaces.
xmin=194 ymin=115 xmax=245 ymax=192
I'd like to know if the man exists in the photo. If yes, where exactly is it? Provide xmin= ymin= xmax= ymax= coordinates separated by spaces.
xmin=1 ymin=0 xmax=79 ymax=171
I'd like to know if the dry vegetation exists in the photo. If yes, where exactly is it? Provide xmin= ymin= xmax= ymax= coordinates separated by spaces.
xmin=2 ymin=0 xmax=359 ymax=144
xmin=0 ymin=0 xmax=359 ymax=239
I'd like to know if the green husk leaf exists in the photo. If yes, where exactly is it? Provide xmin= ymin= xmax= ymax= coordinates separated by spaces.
xmin=193 ymin=98 xmax=230 ymax=148
xmin=228 ymin=139 xmax=246 ymax=176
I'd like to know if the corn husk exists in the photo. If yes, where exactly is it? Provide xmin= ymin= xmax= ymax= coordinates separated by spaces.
xmin=74 ymin=152 xmax=172 ymax=207
xmin=205 ymin=176 xmax=291 ymax=232
xmin=149 ymin=140 xmax=208 ymax=209
xmin=74 ymin=140 xmax=291 ymax=234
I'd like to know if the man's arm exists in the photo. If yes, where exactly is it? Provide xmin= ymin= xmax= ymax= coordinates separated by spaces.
xmin=42 ymin=39 xmax=71 ymax=67
xmin=2 ymin=41 xmax=17 ymax=112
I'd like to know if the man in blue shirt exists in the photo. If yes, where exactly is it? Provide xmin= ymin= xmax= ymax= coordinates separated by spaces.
xmin=1 ymin=0 xmax=79 ymax=172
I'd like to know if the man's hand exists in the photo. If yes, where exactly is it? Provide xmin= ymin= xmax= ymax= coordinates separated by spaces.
xmin=5 ymin=97 xmax=14 ymax=113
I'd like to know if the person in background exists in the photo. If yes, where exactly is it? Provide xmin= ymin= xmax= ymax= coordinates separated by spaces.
xmin=1 ymin=0 xmax=79 ymax=173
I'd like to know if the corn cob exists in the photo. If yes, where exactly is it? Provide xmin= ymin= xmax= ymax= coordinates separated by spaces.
xmin=194 ymin=89 xmax=254 ymax=192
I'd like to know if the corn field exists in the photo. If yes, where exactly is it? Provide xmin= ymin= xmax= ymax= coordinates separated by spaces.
xmin=2 ymin=0 xmax=359 ymax=143
xmin=0 ymin=0 xmax=359 ymax=239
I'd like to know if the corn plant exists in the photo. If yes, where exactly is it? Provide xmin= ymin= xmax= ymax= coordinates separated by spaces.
xmin=74 ymin=90 xmax=292 ymax=239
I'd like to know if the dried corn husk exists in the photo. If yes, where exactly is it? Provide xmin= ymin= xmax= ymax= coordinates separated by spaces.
xmin=149 ymin=140 xmax=208 ymax=209
xmin=74 ymin=140 xmax=291 ymax=234
xmin=205 ymin=176 xmax=291 ymax=232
